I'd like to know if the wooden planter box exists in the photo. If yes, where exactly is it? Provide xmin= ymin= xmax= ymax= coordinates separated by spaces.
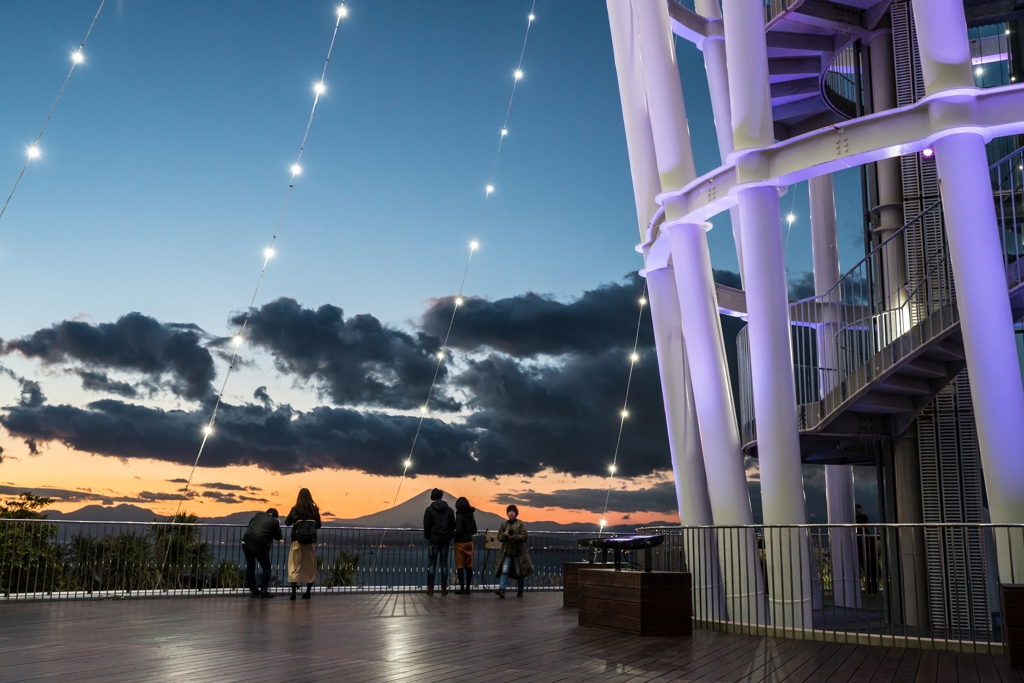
xmin=1002 ymin=584 xmax=1024 ymax=669
xmin=578 ymin=568 xmax=692 ymax=636
xmin=563 ymin=562 xmax=593 ymax=608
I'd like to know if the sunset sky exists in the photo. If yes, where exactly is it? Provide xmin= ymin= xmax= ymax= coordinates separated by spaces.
xmin=0 ymin=1 xmax=869 ymax=526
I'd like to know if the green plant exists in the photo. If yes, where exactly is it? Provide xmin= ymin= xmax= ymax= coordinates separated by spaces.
xmin=325 ymin=550 xmax=359 ymax=587
xmin=0 ymin=493 xmax=67 ymax=596
xmin=210 ymin=559 xmax=244 ymax=589
xmin=152 ymin=513 xmax=213 ymax=590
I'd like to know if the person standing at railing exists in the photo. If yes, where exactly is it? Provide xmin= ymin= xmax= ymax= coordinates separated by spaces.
xmin=423 ymin=488 xmax=456 ymax=596
xmin=286 ymin=488 xmax=322 ymax=600
xmin=453 ymin=497 xmax=478 ymax=594
xmin=494 ymin=504 xmax=532 ymax=599
xmin=241 ymin=508 xmax=283 ymax=598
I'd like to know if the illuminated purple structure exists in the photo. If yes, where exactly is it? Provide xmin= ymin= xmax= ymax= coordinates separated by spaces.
xmin=608 ymin=0 xmax=1024 ymax=629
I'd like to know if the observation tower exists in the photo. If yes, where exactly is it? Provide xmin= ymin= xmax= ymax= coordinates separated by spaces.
xmin=609 ymin=0 xmax=1024 ymax=635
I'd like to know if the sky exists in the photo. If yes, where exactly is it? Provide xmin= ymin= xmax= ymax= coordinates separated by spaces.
xmin=0 ymin=1 xmax=874 ymax=526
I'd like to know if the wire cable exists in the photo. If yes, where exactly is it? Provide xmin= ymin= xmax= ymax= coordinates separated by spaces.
xmin=0 ymin=0 xmax=106 ymax=224
xmin=599 ymin=282 xmax=648 ymax=533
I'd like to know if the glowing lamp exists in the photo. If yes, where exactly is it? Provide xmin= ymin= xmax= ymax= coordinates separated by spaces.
xmin=337 ymin=5 xmax=348 ymax=18
xmin=514 ymin=69 xmax=524 ymax=80
xmin=922 ymin=148 xmax=934 ymax=158
xmin=290 ymin=163 xmax=302 ymax=176
xmin=72 ymin=51 xmax=84 ymax=64
xmin=314 ymin=82 xmax=326 ymax=95
xmin=27 ymin=146 xmax=40 ymax=160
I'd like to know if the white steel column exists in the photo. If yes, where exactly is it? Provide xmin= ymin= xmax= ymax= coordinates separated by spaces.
xmin=809 ymin=174 xmax=862 ymax=610
xmin=694 ymin=0 xmax=746 ymax=285
xmin=606 ymin=0 xmax=726 ymax=616
xmin=723 ymin=0 xmax=811 ymax=628
xmin=913 ymin=3 xmax=1024 ymax=565
xmin=631 ymin=0 xmax=765 ymax=624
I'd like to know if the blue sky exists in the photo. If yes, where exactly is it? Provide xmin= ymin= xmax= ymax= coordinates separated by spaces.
xmin=0 ymin=1 xmax=872 ymax=523
xmin=0 ymin=0 xmax=864 ymax=343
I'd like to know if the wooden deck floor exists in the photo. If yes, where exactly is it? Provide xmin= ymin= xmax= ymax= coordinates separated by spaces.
xmin=1 ymin=592 xmax=1021 ymax=682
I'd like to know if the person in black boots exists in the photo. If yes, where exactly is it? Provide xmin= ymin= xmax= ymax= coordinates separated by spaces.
xmin=422 ymin=488 xmax=455 ymax=596
xmin=241 ymin=508 xmax=283 ymax=598
xmin=453 ymin=497 xmax=477 ymax=594
xmin=286 ymin=488 xmax=322 ymax=600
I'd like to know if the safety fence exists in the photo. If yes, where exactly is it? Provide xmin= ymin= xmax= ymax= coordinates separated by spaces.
xmin=638 ymin=523 xmax=1024 ymax=653
xmin=0 ymin=519 xmax=605 ymax=601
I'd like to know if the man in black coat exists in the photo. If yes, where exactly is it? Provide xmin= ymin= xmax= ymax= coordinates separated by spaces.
xmin=242 ymin=508 xmax=283 ymax=598
xmin=423 ymin=488 xmax=456 ymax=596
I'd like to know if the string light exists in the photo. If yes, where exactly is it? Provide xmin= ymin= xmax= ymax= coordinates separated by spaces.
xmin=529 ymin=13 xmax=535 ymax=21
xmin=167 ymin=5 xmax=349 ymax=527
xmin=975 ymin=66 xmax=985 ymax=77
xmin=373 ymin=1 xmax=539 ymax=570
xmin=922 ymin=148 xmax=934 ymax=158
xmin=599 ymin=283 xmax=648 ymax=533
xmin=403 ymin=459 xmax=412 ymax=469
xmin=0 ymin=0 xmax=106 ymax=224
xmin=232 ymin=335 xmax=243 ymax=346
xmin=437 ymin=351 xmax=444 ymax=360
xmin=314 ymin=82 xmax=326 ymax=95
xmin=786 ymin=213 xmax=796 ymax=224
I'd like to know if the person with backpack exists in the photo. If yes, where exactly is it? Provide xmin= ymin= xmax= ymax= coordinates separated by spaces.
xmin=241 ymin=508 xmax=283 ymax=598
xmin=494 ymin=504 xmax=533 ymax=599
xmin=453 ymin=496 xmax=477 ymax=594
xmin=422 ymin=488 xmax=456 ymax=596
xmin=285 ymin=488 xmax=322 ymax=600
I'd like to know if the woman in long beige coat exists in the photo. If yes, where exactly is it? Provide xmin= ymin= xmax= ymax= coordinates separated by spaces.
xmin=286 ymin=488 xmax=322 ymax=600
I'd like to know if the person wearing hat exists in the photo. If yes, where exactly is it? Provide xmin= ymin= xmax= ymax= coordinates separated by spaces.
xmin=494 ymin=504 xmax=533 ymax=598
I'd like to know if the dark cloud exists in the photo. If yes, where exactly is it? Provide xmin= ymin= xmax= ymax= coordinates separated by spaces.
xmin=713 ymin=269 xmax=742 ymax=289
xmin=78 ymin=370 xmax=140 ymax=398
xmin=787 ymin=271 xmax=816 ymax=300
xmin=201 ymin=490 xmax=269 ymax=504
xmin=234 ymin=298 xmax=458 ymax=411
xmin=495 ymin=480 xmax=679 ymax=514
xmin=4 ymin=313 xmax=216 ymax=400
xmin=253 ymin=386 xmax=273 ymax=409
xmin=198 ymin=482 xmax=254 ymax=492
xmin=0 ymin=484 xmax=190 ymax=505
xmin=421 ymin=273 xmax=650 ymax=357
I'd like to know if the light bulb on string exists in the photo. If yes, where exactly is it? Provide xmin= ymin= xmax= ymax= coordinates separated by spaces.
xmin=529 ymin=13 xmax=535 ymax=21
xmin=599 ymin=518 xmax=607 ymax=528
xmin=436 ymin=351 xmax=444 ymax=360
xmin=404 ymin=459 xmax=412 ymax=469
xmin=314 ymin=82 xmax=326 ymax=95
xmin=621 ymin=409 xmax=629 ymax=419
xmin=455 ymin=297 xmax=464 ymax=307
xmin=609 ymin=464 xmax=616 ymax=474
xmin=486 ymin=184 xmax=494 ymax=195
xmin=501 ymin=128 xmax=508 ymax=136
xmin=26 ymin=146 xmax=40 ymax=160
xmin=639 ymin=297 xmax=646 ymax=306
xmin=420 ymin=405 xmax=428 ymax=414
xmin=975 ymin=66 xmax=985 ymax=77
xmin=786 ymin=213 xmax=796 ymax=225
xmin=232 ymin=335 xmax=243 ymax=346
xmin=470 ymin=240 xmax=479 ymax=251
xmin=514 ymin=69 xmax=524 ymax=81
xmin=203 ymin=426 xmax=213 ymax=436
xmin=291 ymin=163 xmax=302 ymax=176
xmin=630 ymin=353 xmax=639 ymax=363
xmin=71 ymin=50 xmax=84 ymax=64
xmin=337 ymin=4 xmax=348 ymax=18
xmin=264 ymin=247 xmax=275 ymax=259
xmin=922 ymin=148 xmax=934 ymax=158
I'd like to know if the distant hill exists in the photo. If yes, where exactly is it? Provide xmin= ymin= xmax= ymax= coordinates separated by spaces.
xmin=41 ymin=493 xmax=673 ymax=534
xmin=335 ymin=489 xmax=507 ymax=530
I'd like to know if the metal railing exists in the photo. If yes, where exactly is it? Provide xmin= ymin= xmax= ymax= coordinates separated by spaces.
xmin=764 ymin=0 xmax=801 ymax=25
xmin=639 ymin=523 xmax=1024 ymax=653
xmin=0 ymin=519 xmax=605 ymax=601
xmin=823 ymin=41 xmax=862 ymax=119
xmin=738 ymin=145 xmax=1024 ymax=447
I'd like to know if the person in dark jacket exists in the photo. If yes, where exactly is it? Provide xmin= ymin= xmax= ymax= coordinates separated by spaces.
xmin=453 ymin=497 xmax=477 ymax=594
xmin=285 ymin=488 xmax=322 ymax=600
xmin=241 ymin=508 xmax=283 ymax=597
xmin=494 ymin=504 xmax=533 ymax=599
xmin=423 ymin=488 xmax=456 ymax=596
